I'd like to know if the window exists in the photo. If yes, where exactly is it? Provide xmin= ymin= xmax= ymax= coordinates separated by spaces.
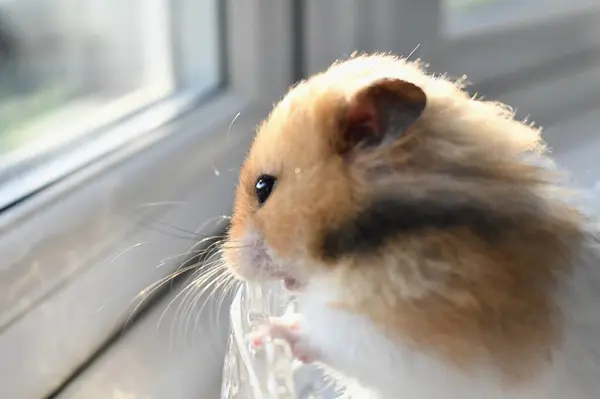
xmin=0 ymin=0 xmax=293 ymax=397
xmin=444 ymin=0 xmax=598 ymax=37
xmin=0 ymin=0 xmax=220 ymax=211
xmin=0 ymin=0 xmax=172 ymax=163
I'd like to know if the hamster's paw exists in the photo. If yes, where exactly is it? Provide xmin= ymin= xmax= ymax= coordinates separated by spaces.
xmin=250 ymin=314 xmax=320 ymax=364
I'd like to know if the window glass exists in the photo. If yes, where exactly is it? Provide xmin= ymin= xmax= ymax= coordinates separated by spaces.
xmin=0 ymin=0 xmax=220 ymax=203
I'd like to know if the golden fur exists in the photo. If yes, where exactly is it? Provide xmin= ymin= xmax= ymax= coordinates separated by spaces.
xmin=225 ymin=53 xmax=585 ymax=383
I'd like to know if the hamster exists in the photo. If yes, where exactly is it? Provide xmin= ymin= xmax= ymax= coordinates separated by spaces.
xmin=223 ymin=53 xmax=600 ymax=399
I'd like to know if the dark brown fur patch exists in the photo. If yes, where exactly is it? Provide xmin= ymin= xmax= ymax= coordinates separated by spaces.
xmin=320 ymin=179 xmax=552 ymax=260
xmin=341 ymin=203 xmax=582 ymax=383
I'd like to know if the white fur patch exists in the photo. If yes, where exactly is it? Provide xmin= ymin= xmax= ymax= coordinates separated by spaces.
xmin=294 ymin=263 xmax=600 ymax=399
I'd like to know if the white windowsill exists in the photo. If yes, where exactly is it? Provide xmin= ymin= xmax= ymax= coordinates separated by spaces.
xmin=0 ymin=92 xmax=271 ymax=399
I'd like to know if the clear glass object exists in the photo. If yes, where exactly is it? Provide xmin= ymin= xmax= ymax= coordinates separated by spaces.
xmin=221 ymin=282 xmax=336 ymax=399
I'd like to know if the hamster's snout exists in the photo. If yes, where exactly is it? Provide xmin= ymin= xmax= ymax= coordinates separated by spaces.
xmin=224 ymin=231 xmax=272 ymax=278
xmin=223 ymin=230 xmax=303 ymax=291
xmin=246 ymin=236 xmax=271 ymax=267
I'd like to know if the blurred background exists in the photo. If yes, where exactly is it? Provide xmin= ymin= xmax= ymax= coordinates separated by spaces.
xmin=1 ymin=0 xmax=599 ymax=398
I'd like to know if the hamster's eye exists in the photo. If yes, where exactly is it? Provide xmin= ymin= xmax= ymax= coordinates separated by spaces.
xmin=255 ymin=175 xmax=277 ymax=205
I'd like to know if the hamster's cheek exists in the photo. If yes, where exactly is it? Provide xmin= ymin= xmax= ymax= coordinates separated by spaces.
xmin=257 ymin=166 xmax=355 ymax=261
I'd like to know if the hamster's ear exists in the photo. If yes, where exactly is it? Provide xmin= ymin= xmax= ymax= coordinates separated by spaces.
xmin=337 ymin=78 xmax=426 ymax=154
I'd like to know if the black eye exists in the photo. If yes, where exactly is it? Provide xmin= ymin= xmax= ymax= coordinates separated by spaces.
xmin=255 ymin=175 xmax=277 ymax=205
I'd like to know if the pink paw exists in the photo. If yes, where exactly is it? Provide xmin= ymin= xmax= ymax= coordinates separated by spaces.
xmin=250 ymin=315 xmax=319 ymax=364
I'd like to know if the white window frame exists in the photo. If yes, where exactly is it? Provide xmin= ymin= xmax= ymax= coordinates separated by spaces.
xmin=0 ymin=1 xmax=296 ymax=397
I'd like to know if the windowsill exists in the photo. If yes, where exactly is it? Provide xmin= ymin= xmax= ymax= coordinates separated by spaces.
xmin=55 ymin=280 xmax=233 ymax=399
xmin=0 ymin=90 xmax=272 ymax=398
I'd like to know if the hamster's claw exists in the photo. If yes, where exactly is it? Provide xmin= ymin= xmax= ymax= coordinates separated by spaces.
xmin=249 ymin=316 xmax=319 ymax=364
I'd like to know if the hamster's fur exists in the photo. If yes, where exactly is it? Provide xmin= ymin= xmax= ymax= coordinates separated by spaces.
xmin=223 ymin=53 xmax=600 ymax=398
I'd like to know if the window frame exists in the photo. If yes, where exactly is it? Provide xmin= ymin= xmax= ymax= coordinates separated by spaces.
xmin=302 ymin=0 xmax=600 ymax=91
xmin=427 ymin=1 xmax=600 ymax=88
xmin=0 ymin=1 xmax=296 ymax=397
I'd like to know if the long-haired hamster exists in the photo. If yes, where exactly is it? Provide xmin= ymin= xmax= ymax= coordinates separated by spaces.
xmin=223 ymin=53 xmax=600 ymax=398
